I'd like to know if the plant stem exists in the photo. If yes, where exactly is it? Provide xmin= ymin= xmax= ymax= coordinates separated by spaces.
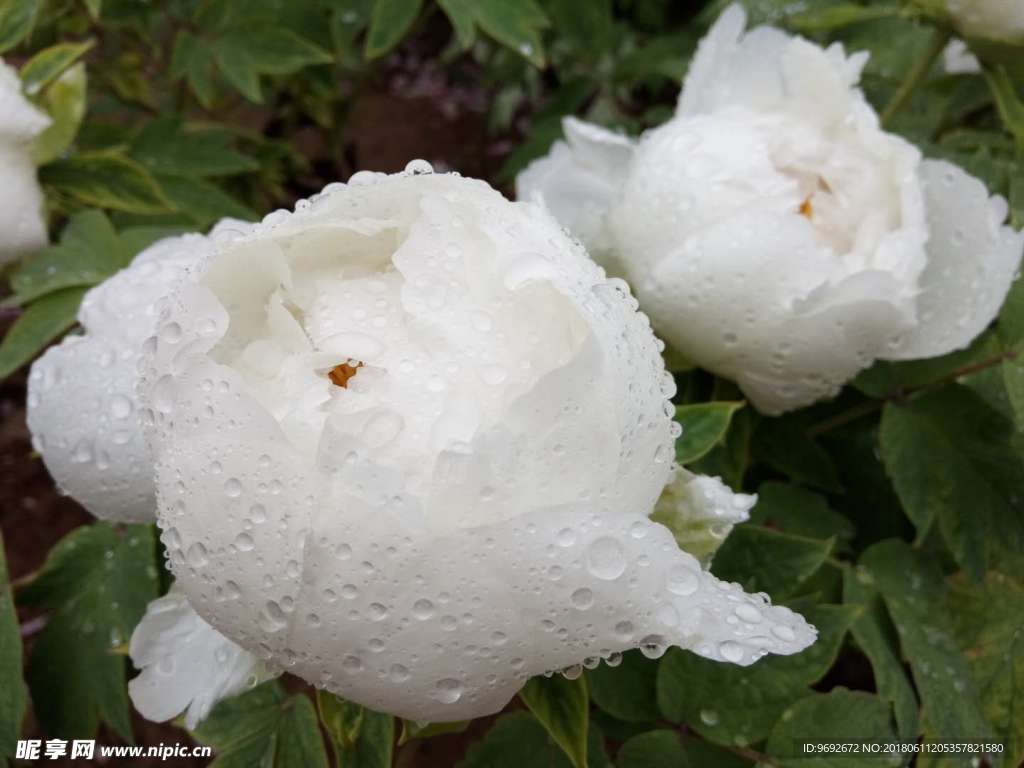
xmin=806 ymin=350 xmax=1018 ymax=438
xmin=880 ymin=27 xmax=952 ymax=126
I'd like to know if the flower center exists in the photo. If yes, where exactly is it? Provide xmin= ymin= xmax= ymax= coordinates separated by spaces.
xmin=328 ymin=361 xmax=363 ymax=388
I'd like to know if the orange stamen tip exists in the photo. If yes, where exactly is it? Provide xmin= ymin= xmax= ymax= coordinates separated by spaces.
xmin=329 ymin=361 xmax=363 ymax=388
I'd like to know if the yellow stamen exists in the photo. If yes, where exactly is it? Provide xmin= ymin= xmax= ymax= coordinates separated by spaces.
xmin=329 ymin=362 xmax=363 ymax=388
xmin=799 ymin=198 xmax=813 ymax=218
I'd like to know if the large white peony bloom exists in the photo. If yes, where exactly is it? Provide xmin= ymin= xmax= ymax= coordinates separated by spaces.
xmin=946 ymin=0 xmax=1024 ymax=45
xmin=0 ymin=59 xmax=50 ymax=264
xmin=128 ymin=166 xmax=815 ymax=725
xmin=517 ymin=5 xmax=1024 ymax=414
xmin=27 ymin=220 xmax=250 ymax=523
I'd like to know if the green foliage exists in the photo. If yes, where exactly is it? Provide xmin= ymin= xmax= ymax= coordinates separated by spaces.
xmin=880 ymin=385 xmax=1024 ymax=579
xmin=17 ymin=523 xmax=158 ymax=741
xmin=0 ymin=533 xmax=26 ymax=764
xmin=194 ymin=683 xmax=329 ymax=768
xmin=317 ymin=691 xmax=394 ymax=768
xmin=519 ymin=674 xmax=590 ymax=768
xmin=3 ymin=0 xmax=1024 ymax=765
xmin=674 ymin=401 xmax=744 ymax=464
xmin=657 ymin=605 xmax=856 ymax=747
xmin=457 ymin=711 xmax=609 ymax=768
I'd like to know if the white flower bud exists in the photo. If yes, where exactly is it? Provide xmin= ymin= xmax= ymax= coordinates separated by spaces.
xmin=946 ymin=0 xmax=1024 ymax=45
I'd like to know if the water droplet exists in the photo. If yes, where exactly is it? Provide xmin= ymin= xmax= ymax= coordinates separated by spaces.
xmin=412 ymin=599 xmax=435 ymax=620
xmin=719 ymin=640 xmax=744 ymax=662
xmin=234 ymin=533 xmax=255 ymax=552
xmin=224 ymin=478 xmax=243 ymax=498
xmin=666 ymin=564 xmax=699 ymax=596
xmin=109 ymin=395 xmax=133 ymax=419
xmin=186 ymin=542 xmax=208 ymax=568
xmin=571 ymin=588 xmax=594 ymax=610
xmin=587 ymin=537 xmax=626 ymax=580
xmin=431 ymin=678 xmax=463 ymax=704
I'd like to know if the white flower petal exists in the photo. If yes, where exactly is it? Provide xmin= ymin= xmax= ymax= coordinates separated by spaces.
xmin=946 ymin=0 xmax=1024 ymax=45
xmin=129 ymin=588 xmax=272 ymax=730
xmin=881 ymin=160 xmax=1024 ymax=361
xmin=0 ymin=60 xmax=50 ymax=264
xmin=515 ymin=117 xmax=634 ymax=272
xmin=942 ymin=39 xmax=981 ymax=75
xmin=138 ymin=170 xmax=815 ymax=724
xmin=26 ymin=221 xmax=250 ymax=522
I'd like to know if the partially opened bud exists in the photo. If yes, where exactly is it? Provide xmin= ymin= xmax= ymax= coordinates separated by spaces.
xmin=129 ymin=166 xmax=815 ymax=725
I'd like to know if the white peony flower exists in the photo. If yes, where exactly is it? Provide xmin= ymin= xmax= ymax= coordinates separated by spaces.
xmin=946 ymin=0 xmax=1024 ymax=45
xmin=517 ymin=5 xmax=1024 ymax=414
xmin=129 ymin=165 xmax=815 ymax=725
xmin=27 ymin=220 xmax=251 ymax=523
xmin=0 ymin=58 xmax=50 ymax=265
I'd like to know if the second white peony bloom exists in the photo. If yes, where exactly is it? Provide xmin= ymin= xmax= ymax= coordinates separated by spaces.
xmin=128 ymin=165 xmax=815 ymax=725
xmin=946 ymin=0 xmax=1024 ymax=45
xmin=0 ymin=58 xmax=50 ymax=264
xmin=518 ymin=4 xmax=1024 ymax=414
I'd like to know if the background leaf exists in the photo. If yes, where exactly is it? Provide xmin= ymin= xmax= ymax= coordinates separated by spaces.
xmin=519 ymin=674 xmax=589 ymax=768
xmin=0 ymin=532 xmax=26 ymax=763
xmin=18 ymin=523 xmax=158 ymax=740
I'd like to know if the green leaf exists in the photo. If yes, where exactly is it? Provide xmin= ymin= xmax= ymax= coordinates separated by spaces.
xmin=751 ymin=482 xmax=855 ymax=548
xmin=674 ymin=401 xmax=744 ymax=464
xmin=437 ymin=0 xmax=475 ymax=48
xmin=765 ymin=689 xmax=898 ymax=767
xmin=547 ymin=0 xmax=610 ymax=52
xmin=586 ymin=650 xmax=659 ymax=723
xmin=30 ymin=62 xmax=87 ymax=165
xmin=365 ymin=0 xmax=422 ymax=59
xmin=18 ymin=523 xmax=158 ymax=740
xmin=879 ymin=385 xmax=1024 ymax=579
xmin=171 ymin=31 xmax=217 ymax=108
xmin=41 ymin=151 xmax=174 ymax=215
xmin=317 ymin=691 xmax=393 ymax=768
xmin=786 ymin=4 xmax=910 ymax=33
xmin=752 ymin=418 xmax=842 ymax=492
xmin=945 ymin=570 xmax=1024 ymax=768
xmin=194 ymin=683 xmax=329 ymax=768
xmin=130 ymin=119 xmax=259 ymax=178
xmin=0 ymin=0 xmax=36 ymax=53
xmin=0 ymin=287 xmax=87 ymax=379
xmin=657 ymin=605 xmax=856 ymax=747
xmin=457 ymin=711 xmax=609 ymax=768
xmin=842 ymin=571 xmax=919 ymax=743
xmin=519 ymin=674 xmax=589 ymax=768
xmin=0 ymin=531 xmax=26 ymax=763
xmin=986 ymin=67 xmax=1024 ymax=152
xmin=212 ymin=36 xmax=264 ymax=102
xmin=19 ymin=40 xmax=94 ymax=96
xmin=711 ymin=526 xmax=834 ymax=600
xmin=398 ymin=718 xmax=469 ymax=745
xmin=317 ymin=691 xmax=364 ymax=751
xmin=616 ymin=730 xmax=748 ymax=768
xmin=436 ymin=0 xmax=548 ymax=66
xmin=859 ymin=540 xmax=993 ymax=751
xmin=8 ymin=210 xmax=123 ymax=304
xmin=152 ymin=172 xmax=256 ymax=229
xmin=220 ymin=25 xmax=333 ymax=75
